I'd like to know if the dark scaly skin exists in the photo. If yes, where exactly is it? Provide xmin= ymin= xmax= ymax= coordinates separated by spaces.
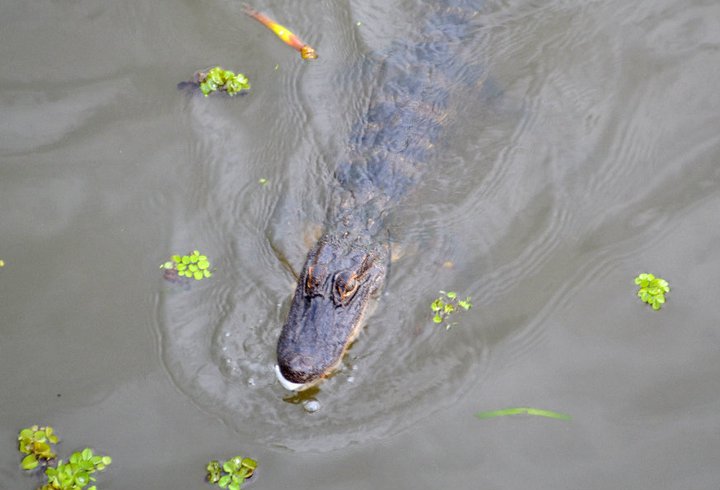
xmin=277 ymin=2 xmax=483 ymax=389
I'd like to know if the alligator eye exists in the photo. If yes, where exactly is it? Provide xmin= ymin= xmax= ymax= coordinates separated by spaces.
xmin=334 ymin=272 xmax=359 ymax=305
xmin=305 ymin=266 xmax=318 ymax=294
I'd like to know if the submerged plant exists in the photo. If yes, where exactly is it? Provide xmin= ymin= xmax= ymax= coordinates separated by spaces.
xmin=430 ymin=290 xmax=472 ymax=329
xmin=207 ymin=455 xmax=257 ymax=490
xmin=161 ymin=250 xmax=213 ymax=281
xmin=18 ymin=426 xmax=59 ymax=470
xmin=634 ymin=273 xmax=670 ymax=310
xmin=195 ymin=66 xmax=251 ymax=96
xmin=476 ymin=407 xmax=571 ymax=421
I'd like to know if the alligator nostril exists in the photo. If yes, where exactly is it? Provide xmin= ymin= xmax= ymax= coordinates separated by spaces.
xmin=282 ymin=354 xmax=319 ymax=383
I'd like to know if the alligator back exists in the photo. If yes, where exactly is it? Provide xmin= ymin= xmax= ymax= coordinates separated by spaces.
xmin=276 ymin=1 xmax=486 ymax=390
xmin=332 ymin=2 xmax=485 ymax=226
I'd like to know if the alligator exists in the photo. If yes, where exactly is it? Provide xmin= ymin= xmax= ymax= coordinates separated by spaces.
xmin=275 ymin=1 xmax=484 ymax=391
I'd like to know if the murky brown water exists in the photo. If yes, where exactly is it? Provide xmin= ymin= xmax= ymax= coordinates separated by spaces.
xmin=2 ymin=0 xmax=720 ymax=488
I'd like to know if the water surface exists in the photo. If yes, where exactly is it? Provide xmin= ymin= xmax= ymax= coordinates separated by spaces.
xmin=2 ymin=0 xmax=720 ymax=488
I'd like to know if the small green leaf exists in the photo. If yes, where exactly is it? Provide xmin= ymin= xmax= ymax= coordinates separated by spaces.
xmin=194 ymin=271 xmax=204 ymax=280
xmin=219 ymin=475 xmax=231 ymax=488
xmin=446 ymin=291 xmax=457 ymax=299
xmin=242 ymin=458 xmax=257 ymax=470
xmin=433 ymin=313 xmax=442 ymax=324
xmin=21 ymin=454 xmax=38 ymax=470
xmin=34 ymin=442 xmax=51 ymax=456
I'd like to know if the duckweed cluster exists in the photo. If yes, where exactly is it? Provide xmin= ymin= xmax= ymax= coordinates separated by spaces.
xmin=207 ymin=455 xmax=257 ymax=490
xmin=17 ymin=427 xmax=111 ymax=490
xmin=430 ymin=290 xmax=472 ymax=329
xmin=197 ymin=66 xmax=250 ymax=96
xmin=18 ymin=426 xmax=58 ymax=470
xmin=634 ymin=273 xmax=670 ymax=310
xmin=161 ymin=250 xmax=213 ymax=281
xmin=42 ymin=449 xmax=112 ymax=490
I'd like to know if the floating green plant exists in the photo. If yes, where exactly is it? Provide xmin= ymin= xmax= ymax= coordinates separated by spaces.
xmin=430 ymin=290 xmax=472 ymax=329
xmin=634 ymin=273 xmax=670 ymax=310
xmin=18 ymin=425 xmax=59 ymax=470
xmin=207 ymin=455 xmax=257 ymax=490
xmin=195 ymin=66 xmax=251 ymax=96
xmin=161 ymin=250 xmax=213 ymax=281
xmin=42 ymin=448 xmax=112 ymax=490
xmin=476 ymin=407 xmax=571 ymax=421
xmin=18 ymin=426 xmax=111 ymax=490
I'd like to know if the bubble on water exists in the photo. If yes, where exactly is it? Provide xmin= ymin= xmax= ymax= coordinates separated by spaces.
xmin=303 ymin=400 xmax=321 ymax=413
xmin=219 ymin=356 xmax=241 ymax=377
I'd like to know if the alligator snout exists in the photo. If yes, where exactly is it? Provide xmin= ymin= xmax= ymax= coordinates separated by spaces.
xmin=275 ymin=233 xmax=388 ymax=391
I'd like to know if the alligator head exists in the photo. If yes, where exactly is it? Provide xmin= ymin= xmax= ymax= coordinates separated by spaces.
xmin=276 ymin=232 xmax=389 ymax=391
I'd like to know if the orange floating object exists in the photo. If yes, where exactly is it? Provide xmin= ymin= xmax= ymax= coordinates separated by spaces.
xmin=244 ymin=4 xmax=318 ymax=60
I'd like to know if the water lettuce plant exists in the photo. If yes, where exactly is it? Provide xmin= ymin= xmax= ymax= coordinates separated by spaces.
xmin=207 ymin=455 xmax=257 ymax=490
xmin=634 ymin=273 xmax=670 ymax=310
xmin=18 ymin=426 xmax=111 ymax=490
xmin=195 ymin=66 xmax=251 ymax=96
xmin=42 ymin=449 xmax=112 ymax=490
xmin=18 ymin=426 xmax=59 ymax=470
xmin=161 ymin=250 xmax=213 ymax=281
xmin=430 ymin=290 xmax=472 ymax=329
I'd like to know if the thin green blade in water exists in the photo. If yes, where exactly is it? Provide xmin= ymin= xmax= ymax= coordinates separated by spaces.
xmin=475 ymin=407 xmax=571 ymax=421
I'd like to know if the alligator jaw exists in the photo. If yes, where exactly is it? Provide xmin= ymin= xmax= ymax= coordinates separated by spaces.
xmin=275 ymin=364 xmax=309 ymax=391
